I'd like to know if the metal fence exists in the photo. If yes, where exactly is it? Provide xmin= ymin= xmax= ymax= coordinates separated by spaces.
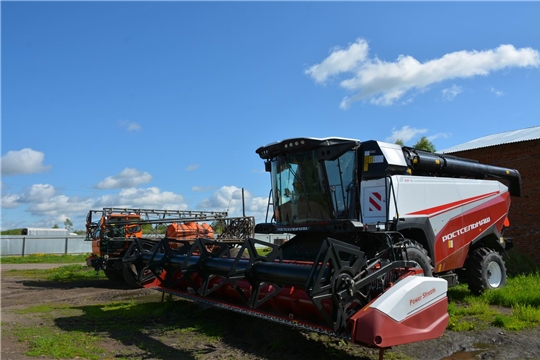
xmin=0 ymin=235 xmax=90 ymax=256
xmin=1 ymin=233 xmax=292 ymax=257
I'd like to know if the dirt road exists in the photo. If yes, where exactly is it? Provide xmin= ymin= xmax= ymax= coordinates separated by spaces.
xmin=1 ymin=264 xmax=540 ymax=360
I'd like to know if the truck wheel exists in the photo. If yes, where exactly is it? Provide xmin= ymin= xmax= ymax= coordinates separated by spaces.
xmin=103 ymin=269 xmax=124 ymax=282
xmin=123 ymin=262 xmax=156 ymax=289
xmin=404 ymin=242 xmax=433 ymax=277
xmin=123 ymin=264 xmax=143 ymax=288
xmin=466 ymin=247 xmax=507 ymax=295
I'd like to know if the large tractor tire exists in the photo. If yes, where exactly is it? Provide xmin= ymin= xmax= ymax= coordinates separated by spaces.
xmin=466 ymin=247 xmax=507 ymax=295
xmin=103 ymin=269 xmax=125 ymax=282
xmin=123 ymin=263 xmax=145 ymax=289
xmin=122 ymin=238 xmax=159 ymax=289
xmin=404 ymin=241 xmax=433 ymax=277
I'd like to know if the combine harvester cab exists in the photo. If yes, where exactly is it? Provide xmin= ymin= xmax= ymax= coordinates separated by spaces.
xmin=123 ymin=136 xmax=519 ymax=349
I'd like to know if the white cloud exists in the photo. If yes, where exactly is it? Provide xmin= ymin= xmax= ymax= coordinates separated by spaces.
xmin=95 ymin=168 xmax=152 ymax=189
xmin=94 ymin=187 xmax=187 ymax=209
xmin=192 ymin=186 xmax=214 ymax=192
xmin=490 ymin=87 xmax=505 ymax=97
xmin=198 ymin=186 xmax=268 ymax=221
xmin=3 ymin=183 xmax=268 ymax=230
xmin=385 ymin=126 xmax=428 ymax=143
xmin=1 ymin=182 xmax=92 ymax=227
xmin=441 ymin=84 xmax=463 ymax=101
xmin=247 ymin=196 xmax=270 ymax=214
xmin=19 ymin=213 xmax=81 ymax=230
xmin=20 ymin=184 xmax=56 ymax=203
xmin=27 ymin=195 xmax=94 ymax=216
xmin=306 ymin=41 xmax=540 ymax=107
xmin=1 ymin=194 xmax=20 ymax=209
xmin=3 ymin=184 xmax=189 ymax=230
xmin=118 ymin=120 xmax=142 ymax=132
xmin=186 ymin=164 xmax=200 ymax=171
xmin=427 ymin=133 xmax=452 ymax=142
xmin=305 ymin=38 xmax=369 ymax=83
xmin=199 ymin=186 xmax=240 ymax=211
xmin=1 ymin=148 xmax=52 ymax=176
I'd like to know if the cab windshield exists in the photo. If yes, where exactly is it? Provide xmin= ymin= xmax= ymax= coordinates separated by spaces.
xmin=270 ymin=149 xmax=356 ymax=225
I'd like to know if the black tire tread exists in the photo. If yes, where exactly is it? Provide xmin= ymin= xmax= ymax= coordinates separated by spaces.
xmin=123 ymin=264 xmax=143 ymax=289
xmin=404 ymin=241 xmax=433 ymax=277
xmin=466 ymin=247 xmax=506 ymax=295
xmin=103 ymin=269 xmax=125 ymax=282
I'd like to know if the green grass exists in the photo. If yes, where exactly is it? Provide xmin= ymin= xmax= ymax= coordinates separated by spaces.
xmin=483 ymin=273 xmax=540 ymax=307
xmin=8 ymin=299 xmax=228 ymax=359
xmin=10 ymin=303 xmax=106 ymax=359
xmin=13 ymin=325 xmax=104 ymax=359
xmin=3 ymin=247 xmax=540 ymax=358
xmin=0 ymin=253 xmax=90 ymax=264
xmin=15 ymin=303 xmax=71 ymax=315
xmin=447 ymin=272 xmax=540 ymax=331
xmin=6 ymin=264 xmax=107 ymax=281
xmin=504 ymin=248 xmax=540 ymax=276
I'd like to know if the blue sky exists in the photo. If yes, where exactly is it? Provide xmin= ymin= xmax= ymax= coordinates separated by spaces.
xmin=2 ymin=1 xmax=539 ymax=231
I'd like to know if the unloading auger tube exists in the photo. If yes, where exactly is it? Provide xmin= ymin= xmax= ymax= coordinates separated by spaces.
xmin=401 ymin=146 xmax=521 ymax=196
xmin=123 ymin=235 xmax=449 ymax=348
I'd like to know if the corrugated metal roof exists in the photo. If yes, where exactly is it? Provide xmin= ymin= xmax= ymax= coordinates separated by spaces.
xmin=441 ymin=125 xmax=540 ymax=153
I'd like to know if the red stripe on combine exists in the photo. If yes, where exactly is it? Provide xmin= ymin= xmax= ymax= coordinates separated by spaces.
xmin=369 ymin=196 xmax=382 ymax=211
xmin=406 ymin=191 xmax=500 ymax=217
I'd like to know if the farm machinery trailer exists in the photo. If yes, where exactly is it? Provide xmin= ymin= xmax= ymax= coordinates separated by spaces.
xmin=124 ymin=137 xmax=520 ymax=349
xmin=85 ymin=207 xmax=255 ymax=287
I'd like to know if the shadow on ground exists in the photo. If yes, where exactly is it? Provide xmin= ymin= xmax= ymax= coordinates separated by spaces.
xmin=55 ymin=298 xmax=376 ymax=360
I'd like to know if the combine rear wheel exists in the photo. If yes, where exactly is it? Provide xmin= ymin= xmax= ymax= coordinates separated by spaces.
xmin=466 ymin=247 xmax=506 ymax=295
xmin=403 ymin=241 xmax=433 ymax=277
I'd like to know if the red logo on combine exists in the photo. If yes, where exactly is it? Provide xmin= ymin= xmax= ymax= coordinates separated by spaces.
xmin=369 ymin=192 xmax=382 ymax=212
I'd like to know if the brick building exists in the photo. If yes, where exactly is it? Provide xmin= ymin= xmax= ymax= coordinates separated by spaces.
xmin=442 ymin=126 xmax=540 ymax=266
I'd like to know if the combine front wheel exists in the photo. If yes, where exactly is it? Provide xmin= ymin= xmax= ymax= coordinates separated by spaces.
xmin=466 ymin=247 xmax=507 ymax=295
xmin=404 ymin=241 xmax=433 ymax=277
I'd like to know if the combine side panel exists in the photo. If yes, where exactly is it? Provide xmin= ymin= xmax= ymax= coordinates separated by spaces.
xmin=393 ymin=176 xmax=511 ymax=272
xmin=360 ymin=178 xmax=390 ymax=224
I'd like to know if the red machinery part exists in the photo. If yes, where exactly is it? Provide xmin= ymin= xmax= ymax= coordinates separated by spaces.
xmin=127 ymin=236 xmax=449 ymax=348
xmin=350 ymin=276 xmax=449 ymax=347
xmin=146 ymin=272 xmax=449 ymax=348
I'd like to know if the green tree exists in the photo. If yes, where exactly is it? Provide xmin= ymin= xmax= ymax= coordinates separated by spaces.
xmin=0 ymin=228 xmax=23 ymax=235
xmin=394 ymin=138 xmax=405 ymax=146
xmin=64 ymin=218 xmax=74 ymax=232
xmin=413 ymin=136 xmax=436 ymax=152
xmin=142 ymin=224 xmax=153 ymax=234
xmin=211 ymin=220 xmax=226 ymax=235
xmin=52 ymin=224 xmax=59 ymax=229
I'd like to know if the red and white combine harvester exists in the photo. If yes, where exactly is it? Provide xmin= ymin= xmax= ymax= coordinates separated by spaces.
xmin=125 ymin=137 xmax=521 ymax=350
